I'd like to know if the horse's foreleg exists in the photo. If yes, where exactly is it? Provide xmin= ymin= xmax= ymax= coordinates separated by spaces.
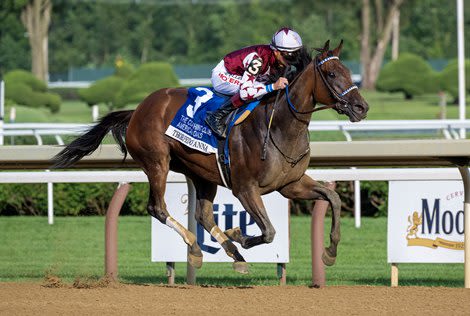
xmin=230 ymin=189 xmax=276 ymax=249
xmin=278 ymin=174 xmax=341 ymax=266
xmin=193 ymin=179 xmax=248 ymax=274
xmin=146 ymin=161 xmax=203 ymax=269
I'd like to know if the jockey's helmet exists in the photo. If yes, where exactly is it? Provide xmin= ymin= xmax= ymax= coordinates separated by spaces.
xmin=270 ymin=27 xmax=303 ymax=52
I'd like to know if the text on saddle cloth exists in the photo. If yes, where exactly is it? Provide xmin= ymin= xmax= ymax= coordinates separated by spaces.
xmin=165 ymin=87 xmax=260 ymax=156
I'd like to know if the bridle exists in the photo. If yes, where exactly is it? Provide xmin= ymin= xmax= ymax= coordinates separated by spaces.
xmin=314 ymin=55 xmax=358 ymax=114
xmin=284 ymin=55 xmax=358 ymax=115
xmin=264 ymin=54 xmax=358 ymax=165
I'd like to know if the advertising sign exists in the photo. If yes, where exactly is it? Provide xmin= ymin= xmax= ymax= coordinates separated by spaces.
xmin=388 ymin=181 xmax=464 ymax=263
xmin=152 ymin=183 xmax=289 ymax=263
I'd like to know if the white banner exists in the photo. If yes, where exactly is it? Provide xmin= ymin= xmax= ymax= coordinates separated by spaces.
xmin=388 ymin=181 xmax=464 ymax=263
xmin=151 ymin=183 xmax=289 ymax=263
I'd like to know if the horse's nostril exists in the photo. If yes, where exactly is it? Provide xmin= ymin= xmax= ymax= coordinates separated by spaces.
xmin=353 ymin=104 xmax=364 ymax=114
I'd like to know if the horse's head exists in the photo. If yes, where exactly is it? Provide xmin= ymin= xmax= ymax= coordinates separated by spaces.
xmin=314 ymin=40 xmax=369 ymax=122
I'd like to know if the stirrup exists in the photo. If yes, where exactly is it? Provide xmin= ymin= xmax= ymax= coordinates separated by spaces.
xmin=205 ymin=113 xmax=227 ymax=138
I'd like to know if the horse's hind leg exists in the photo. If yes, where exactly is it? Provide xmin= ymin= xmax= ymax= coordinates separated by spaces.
xmin=146 ymin=159 xmax=203 ymax=268
xmin=192 ymin=177 xmax=249 ymax=274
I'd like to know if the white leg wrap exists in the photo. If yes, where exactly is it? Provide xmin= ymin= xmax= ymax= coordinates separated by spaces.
xmin=166 ymin=216 xmax=192 ymax=245
xmin=210 ymin=226 xmax=228 ymax=244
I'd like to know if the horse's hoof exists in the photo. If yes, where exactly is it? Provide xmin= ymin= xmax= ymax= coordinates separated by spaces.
xmin=188 ymin=252 xmax=203 ymax=269
xmin=232 ymin=261 xmax=249 ymax=274
xmin=322 ymin=250 xmax=336 ymax=266
xmin=224 ymin=227 xmax=242 ymax=243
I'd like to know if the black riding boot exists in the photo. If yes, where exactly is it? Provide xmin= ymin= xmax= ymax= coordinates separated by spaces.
xmin=205 ymin=99 xmax=236 ymax=138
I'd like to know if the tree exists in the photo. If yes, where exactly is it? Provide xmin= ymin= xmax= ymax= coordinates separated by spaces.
xmin=0 ymin=1 xmax=30 ymax=75
xmin=20 ymin=0 xmax=51 ymax=81
xmin=361 ymin=0 xmax=405 ymax=90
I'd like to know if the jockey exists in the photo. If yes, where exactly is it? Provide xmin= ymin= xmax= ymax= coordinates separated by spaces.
xmin=205 ymin=27 xmax=303 ymax=138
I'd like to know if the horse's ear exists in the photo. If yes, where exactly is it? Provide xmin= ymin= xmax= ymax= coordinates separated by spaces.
xmin=314 ymin=40 xmax=330 ymax=55
xmin=332 ymin=39 xmax=344 ymax=57
xmin=323 ymin=40 xmax=330 ymax=52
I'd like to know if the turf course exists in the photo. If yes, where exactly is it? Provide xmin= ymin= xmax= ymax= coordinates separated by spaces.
xmin=0 ymin=216 xmax=463 ymax=287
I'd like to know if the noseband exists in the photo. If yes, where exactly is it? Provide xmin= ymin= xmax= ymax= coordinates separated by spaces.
xmin=315 ymin=55 xmax=358 ymax=114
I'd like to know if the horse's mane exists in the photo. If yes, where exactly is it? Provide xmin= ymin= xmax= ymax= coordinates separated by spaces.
xmin=268 ymin=46 xmax=313 ymax=83
xmin=260 ymin=47 xmax=312 ymax=105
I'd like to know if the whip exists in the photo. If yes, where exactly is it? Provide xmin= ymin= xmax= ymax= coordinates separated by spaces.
xmin=261 ymin=66 xmax=291 ymax=160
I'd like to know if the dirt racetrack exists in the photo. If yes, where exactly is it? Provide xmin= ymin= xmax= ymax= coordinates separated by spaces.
xmin=1 ymin=282 xmax=470 ymax=315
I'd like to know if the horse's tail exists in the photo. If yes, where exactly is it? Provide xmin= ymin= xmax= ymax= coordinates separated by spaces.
xmin=51 ymin=110 xmax=134 ymax=168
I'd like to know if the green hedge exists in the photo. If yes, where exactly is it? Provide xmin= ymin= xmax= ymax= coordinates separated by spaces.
xmin=4 ymin=70 xmax=47 ymax=92
xmin=4 ymin=70 xmax=61 ymax=113
xmin=0 ymin=181 xmax=388 ymax=217
xmin=115 ymin=62 xmax=179 ymax=107
xmin=48 ymin=87 xmax=81 ymax=101
xmin=0 ymin=182 xmax=149 ymax=216
xmin=376 ymin=53 xmax=438 ymax=99
xmin=78 ymin=76 xmax=126 ymax=110
xmin=114 ymin=62 xmax=135 ymax=79
xmin=77 ymin=61 xmax=177 ymax=110
xmin=438 ymin=59 xmax=470 ymax=102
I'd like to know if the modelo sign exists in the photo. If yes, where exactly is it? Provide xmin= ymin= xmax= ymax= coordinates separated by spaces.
xmin=388 ymin=181 xmax=464 ymax=263
xmin=151 ymin=183 xmax=289 ymax=263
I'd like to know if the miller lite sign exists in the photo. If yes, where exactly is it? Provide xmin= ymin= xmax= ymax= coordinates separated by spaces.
xmin=388 ymin=181 xmax=464 ymax=263
xmin=151 ymin=183 xmax=289 ymax=263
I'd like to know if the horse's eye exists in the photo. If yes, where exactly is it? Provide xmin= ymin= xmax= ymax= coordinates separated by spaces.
xmin=328 ymin=72 xmax=336 ymax=78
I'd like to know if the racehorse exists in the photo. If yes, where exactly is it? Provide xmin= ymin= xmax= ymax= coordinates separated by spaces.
xmin=52 ymin=40 xmax=369 ymax=274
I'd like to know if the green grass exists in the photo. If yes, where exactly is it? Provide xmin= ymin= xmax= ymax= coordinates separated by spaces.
xmin=0 ymin=216 xmax=463 ymax=287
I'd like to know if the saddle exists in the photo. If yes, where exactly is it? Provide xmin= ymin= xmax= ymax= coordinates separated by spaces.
xmin=165 ymin=87 xmax=260 ymax=188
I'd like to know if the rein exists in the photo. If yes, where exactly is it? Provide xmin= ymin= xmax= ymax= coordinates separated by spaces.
xmin=262 ymin=67 xmax=311 ymax=165
xmin=262 ymin=54 xmax=357 ymax=166
xmin=268 ymin=131 xmax=310 ymax=167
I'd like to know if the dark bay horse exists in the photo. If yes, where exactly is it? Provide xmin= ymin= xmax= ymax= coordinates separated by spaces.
xmin=53 ymin=40 xmax=368 ymax=274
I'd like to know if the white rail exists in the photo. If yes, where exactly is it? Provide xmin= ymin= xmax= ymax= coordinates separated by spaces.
xmin=2 ymin=120 xmax=469 ymax=146
xmin=1 ymin=123 xmax=89 ymax=145
xmin=2 ymin=120 xmax=470 ymax=227
xmin=1 ymin=168 xmax=466 ymax=184
xmin=308 ymin=119 xmax=470 ymax=226
xmin=308 ymin=119 xmax=470 ymax=140
xmin=0 ymin=168 xmax=465 ymax=225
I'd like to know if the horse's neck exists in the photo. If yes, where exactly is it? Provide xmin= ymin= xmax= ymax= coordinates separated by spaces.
xmin=256 ymin=63 xmax=315 ymax=160
xmin=272 ymin=63 xmax=315 ymax=134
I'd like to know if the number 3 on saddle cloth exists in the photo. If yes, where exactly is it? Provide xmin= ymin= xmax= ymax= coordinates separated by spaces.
xmin=165 ymin=87 xmax=260 ymax=185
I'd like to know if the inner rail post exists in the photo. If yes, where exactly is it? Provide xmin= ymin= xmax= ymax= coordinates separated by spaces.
xmin=457 ymin=165 xmax=470 ymax=288
xmin=105 ymin=182 xmax=131 ymax=281
xmin=311 ymin=181 xmax=336 ymax=287
xmin=186 ymin=178 xmax=197 ymax=285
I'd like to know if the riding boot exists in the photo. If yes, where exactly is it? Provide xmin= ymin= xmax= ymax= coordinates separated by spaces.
xmin=205 ymin=94 xmax=244 ymax=138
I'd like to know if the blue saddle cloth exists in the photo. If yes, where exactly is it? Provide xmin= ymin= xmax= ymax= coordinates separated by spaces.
xmin=165 ymin=87 xmax=260 ymax=160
